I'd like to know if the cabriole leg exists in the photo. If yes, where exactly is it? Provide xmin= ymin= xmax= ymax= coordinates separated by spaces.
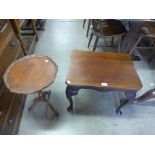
xmin=65 ymin=85 xmax=79 ymax=112
xmin=116 ymin=91 xmax=136 ymax=115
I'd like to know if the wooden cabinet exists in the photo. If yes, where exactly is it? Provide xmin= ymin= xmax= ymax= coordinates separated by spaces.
xmin=0 ymin=20 xmax=26 ymax=134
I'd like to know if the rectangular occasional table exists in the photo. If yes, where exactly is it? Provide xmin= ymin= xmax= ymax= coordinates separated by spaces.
xmin=65 ymin=51 xmax=142 ymax=114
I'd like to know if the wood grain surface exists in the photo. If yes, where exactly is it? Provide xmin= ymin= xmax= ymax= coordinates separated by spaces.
xmin=3 ymin=55 xmax=58 ymax=94
xmin=66 ymin=51 xmax=142 ymax=91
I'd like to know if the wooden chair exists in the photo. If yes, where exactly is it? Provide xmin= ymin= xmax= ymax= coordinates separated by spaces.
xmin=22 ymin=19 xmax=46 ymax=31
xmin=128 ymin=22 xmax=155 ymax=62
xmin=9 ymin=19 xmax=39 ymax=56
xmin=88 ymin=19 xmax=127 ymax=51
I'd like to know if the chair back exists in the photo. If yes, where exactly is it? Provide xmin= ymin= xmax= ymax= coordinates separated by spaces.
xmin=92 ymin=19 xmax=127 ymax=36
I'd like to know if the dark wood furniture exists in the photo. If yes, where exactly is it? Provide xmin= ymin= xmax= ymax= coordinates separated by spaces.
xmin=65 ymin=51 xmax=142 ymax=114
xmin=131 ymin=22 xmax=155 ymax=62
xmin=9 ymin=19 xmax=39 ymax=55
xmin=3 ymin=55 xmax=59 ymax=117
xmin=133 ymin=89 xmax=155 ymax=104
xmin=88 ymin=19 xmax=127 ymax=51
xmin=21 ymin=19 xmax=46 ymax=31
xmin=0 ymin=19 xmax=26 ymax=134
xmin=121 ymin=21 xmax=155 ymax=62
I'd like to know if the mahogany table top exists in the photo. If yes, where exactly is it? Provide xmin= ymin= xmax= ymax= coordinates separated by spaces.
xmin=3 ymin=55 xmax=58 ymax=94
xmin=65 ymin=51 xmax=142 ymax=91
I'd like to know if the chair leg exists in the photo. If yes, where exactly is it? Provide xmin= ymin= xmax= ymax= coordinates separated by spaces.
xmin=9 ymin=19 xmax=28 ymax=55
xmin=129 ymin=35 xmax=142 ymax=54
xmin=31 ymin=20 xmax=39 ymax=41
xmin=83 ymin=19 xmax=86 ymax=28
xmin=150 ymin=40 xmax=155 ymax=47
xmin=103 ymin=38 xmax=109 ymax=46
xmin=111 ymin=37 xmax=114 ymax=46
xmin=118 ymin=35 xmax=122 ymax=52
xmin=86 ymin=19 xmax=91 ymax=37
xmin=88 ymin=33 xmax=93 ymax=48
xmin=148 ymin=50 xmax=155 ymax=62
xmin=93 ymin=36 xmax=99 ymax=51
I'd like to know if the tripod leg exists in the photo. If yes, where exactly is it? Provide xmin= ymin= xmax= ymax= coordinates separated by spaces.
xmin=44 ymin=100 xmax=59 ymax=117
xmin=28 ymin=96 xmax=41 ymax=111
xmin=44 ymin=90 xmax=51 ymax=100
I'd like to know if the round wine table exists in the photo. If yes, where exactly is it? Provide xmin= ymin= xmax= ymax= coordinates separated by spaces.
xmin=3 ymin=55 xmax=59 ymax=116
